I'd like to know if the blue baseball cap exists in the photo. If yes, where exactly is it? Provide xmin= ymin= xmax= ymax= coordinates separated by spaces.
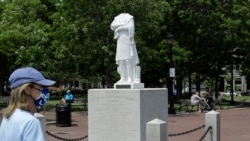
xmin=9 ymin=67 xmax=56 ymax=89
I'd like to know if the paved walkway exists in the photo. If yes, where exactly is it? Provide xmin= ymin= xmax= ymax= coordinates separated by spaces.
xmin=168 ymin=108 xmax=250 ymax=141
xmin=1 ymin=107 xmax=250 ymax=141
xmin=45 ymin=110 xmax=88 ymax=141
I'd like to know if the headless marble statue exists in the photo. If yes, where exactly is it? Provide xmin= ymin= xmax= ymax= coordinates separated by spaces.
xmin=111 ymin=13 xmax=141 ymax=84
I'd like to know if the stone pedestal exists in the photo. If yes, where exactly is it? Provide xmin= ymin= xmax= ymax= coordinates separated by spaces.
xmin=88 ymin=88 xmax=168 ymax=141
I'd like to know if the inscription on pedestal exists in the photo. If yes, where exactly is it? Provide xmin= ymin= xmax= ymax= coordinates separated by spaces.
xmin=89 ymin=90 xmax=140 ymax=141
xmin=88 ymin=89 xmax=167 ymax=141
xmin=115 ymin=84 xmax=131 ymax=89
xmin=114 ymin=83 xmax=144 ymax=89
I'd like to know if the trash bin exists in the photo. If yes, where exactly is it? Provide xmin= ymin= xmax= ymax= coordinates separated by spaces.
xmin=56 ymin=103 xmax=71 ymax=127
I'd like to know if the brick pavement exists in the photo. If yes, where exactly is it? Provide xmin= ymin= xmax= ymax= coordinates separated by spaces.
xmin=168 ymin=108 xmax=250 ymax=141
xmin=45 ymin=110 xmax=88 ymax=141
xmin=1 ymin=107 xmax=250 ymax=141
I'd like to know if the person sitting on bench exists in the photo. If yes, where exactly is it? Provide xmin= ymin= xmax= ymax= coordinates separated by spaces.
xmin=191 ymin=91 xmax=204 ymax=112
xmin=61 ymin=90 xmax=74 ymax=104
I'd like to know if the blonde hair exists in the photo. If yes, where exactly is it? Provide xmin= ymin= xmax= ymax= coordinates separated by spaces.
xmin=4 ymin=83 xmax=31 ymax=118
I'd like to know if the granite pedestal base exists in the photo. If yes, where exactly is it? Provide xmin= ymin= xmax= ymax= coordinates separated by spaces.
xmin=88 ymin=88 xmax=168 ymax=141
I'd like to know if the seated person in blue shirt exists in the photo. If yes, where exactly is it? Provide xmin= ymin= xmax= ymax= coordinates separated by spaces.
xmin=61 ymin=90 xmax=74 ymax=103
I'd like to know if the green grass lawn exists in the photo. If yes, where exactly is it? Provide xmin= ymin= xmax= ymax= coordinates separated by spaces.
xmin=1 ymin=95 xmax=250 ymax=112
xmin=220 ymin=95 xmax=250 ymax=102
xmin=46 ymin=97 xmax=87 ymax=111
xmin=0 ymin=96 xmax=87 ymax=111
xmin=173 ymin=95 xmax=250 ymax=112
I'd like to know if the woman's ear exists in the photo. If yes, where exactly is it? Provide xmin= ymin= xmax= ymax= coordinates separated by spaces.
xmin=23 ymin=86 xmax=32 ymax=96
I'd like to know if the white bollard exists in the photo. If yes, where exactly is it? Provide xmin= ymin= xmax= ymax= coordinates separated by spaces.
xmin=146 ymin=118 xmax=167 ymax=141
xmin=34 ymin=113 xmax=46 ymax=138
xmin=205 ymin=110 xmax=220 ymax=141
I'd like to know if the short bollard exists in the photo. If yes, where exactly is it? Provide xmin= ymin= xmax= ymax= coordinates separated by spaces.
xmin=146 ymin=118 xmax=167 ymax=141
xmin=205 ymin=110 xmax=220 ymax=141
xmin=34 ymin=113 xmax=46 ymax=138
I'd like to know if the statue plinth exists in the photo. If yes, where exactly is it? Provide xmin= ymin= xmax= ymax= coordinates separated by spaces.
xmin=88 ymin=88 xmax=168 ymax=141
xmin=114 ymin=83 xmax=144 ymax=89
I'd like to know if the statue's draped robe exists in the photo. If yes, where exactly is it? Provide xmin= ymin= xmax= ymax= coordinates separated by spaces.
xmin=111 ymin=13 xmax=139 ymax=65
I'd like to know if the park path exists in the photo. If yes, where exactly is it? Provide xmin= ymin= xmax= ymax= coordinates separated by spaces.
xmin=168 ymin=108 xmax=250 ymax=141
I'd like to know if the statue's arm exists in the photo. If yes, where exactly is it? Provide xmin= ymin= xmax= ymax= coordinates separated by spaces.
xmin=116 ymin=20 xmax=134 ymax=39
xmin=113 ymin=24 xmax=130 ymax=39
xmin=115 ymin=24 xmax=129 ymax=33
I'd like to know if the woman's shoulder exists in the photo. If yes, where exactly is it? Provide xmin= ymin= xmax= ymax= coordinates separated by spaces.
xmin=3 ymin=109 xmax=40 ymax=128
xmin=13 ymin=109 xmax=38 ymax=121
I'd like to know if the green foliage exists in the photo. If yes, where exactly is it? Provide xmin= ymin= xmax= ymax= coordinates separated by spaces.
xmin=49 ymin=0 xmax=173 ymax=87
xmin=0 ymin=0 xmax=52 ymax=71
xmin=0 ymin=0 xmax=250 ymax=90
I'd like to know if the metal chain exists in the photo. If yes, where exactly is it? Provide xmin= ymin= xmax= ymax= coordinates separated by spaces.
xmin=46 ymin=125 xmax=211 ymax=141
xmin=199 ymin=126 xmax=212 ymax=141
xmin=46 ymin=130 xmax=88 ymax=141
xmin=168 ymin=124 xmax=205 ymax=137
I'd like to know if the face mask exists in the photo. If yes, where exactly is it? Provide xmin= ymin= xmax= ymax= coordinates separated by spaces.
xmin=34 ymin=88 xmax=50 ymax=110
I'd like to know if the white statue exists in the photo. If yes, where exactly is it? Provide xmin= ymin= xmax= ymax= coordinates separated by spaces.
xmin=111 ymin=13 xmax=141 ymax=84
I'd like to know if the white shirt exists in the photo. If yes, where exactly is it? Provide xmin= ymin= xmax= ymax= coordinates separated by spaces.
xmin=191 ymin=95 xmax=204 ymax=105
xmin=0 ymin=109 xmax=45 ymax=141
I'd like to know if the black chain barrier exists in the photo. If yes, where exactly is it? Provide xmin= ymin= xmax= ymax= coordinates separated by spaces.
xmin=46 ymin=125 xmax=211 ymax=141
xmin=198 ymin=126 xmax=212 ymax=141
xmin=168 ymin=124 xmax=205 ymax=137
xmin=46 ymin=130 xmax=88 ymax=141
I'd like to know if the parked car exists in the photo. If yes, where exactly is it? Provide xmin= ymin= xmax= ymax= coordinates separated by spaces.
xmin=241 ymin=90 xmax=250 ymax=96
xmin=223 ymin=91 xmax=237 ymax=96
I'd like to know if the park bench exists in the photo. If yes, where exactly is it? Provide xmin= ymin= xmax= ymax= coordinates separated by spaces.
xmin=71 ymin=97 xmax=88 ymax=111
xmin=214 ymin=97 xmax=229 ymax=110
xmin=178 ymin=99 xmax=198 ymax=112
xmin=179 ymin=97 xmax=229 ymax=112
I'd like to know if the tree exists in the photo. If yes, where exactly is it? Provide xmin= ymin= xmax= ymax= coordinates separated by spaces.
xmin=50 ymin=0 xmax=176 ymax=87
xmin=170 ymin=0 xmax=250 ymax=96
xmin=0 ymin=0 xmax=55 ymax=95
xmin=1 ymin=0 xmax=249 ymax=92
